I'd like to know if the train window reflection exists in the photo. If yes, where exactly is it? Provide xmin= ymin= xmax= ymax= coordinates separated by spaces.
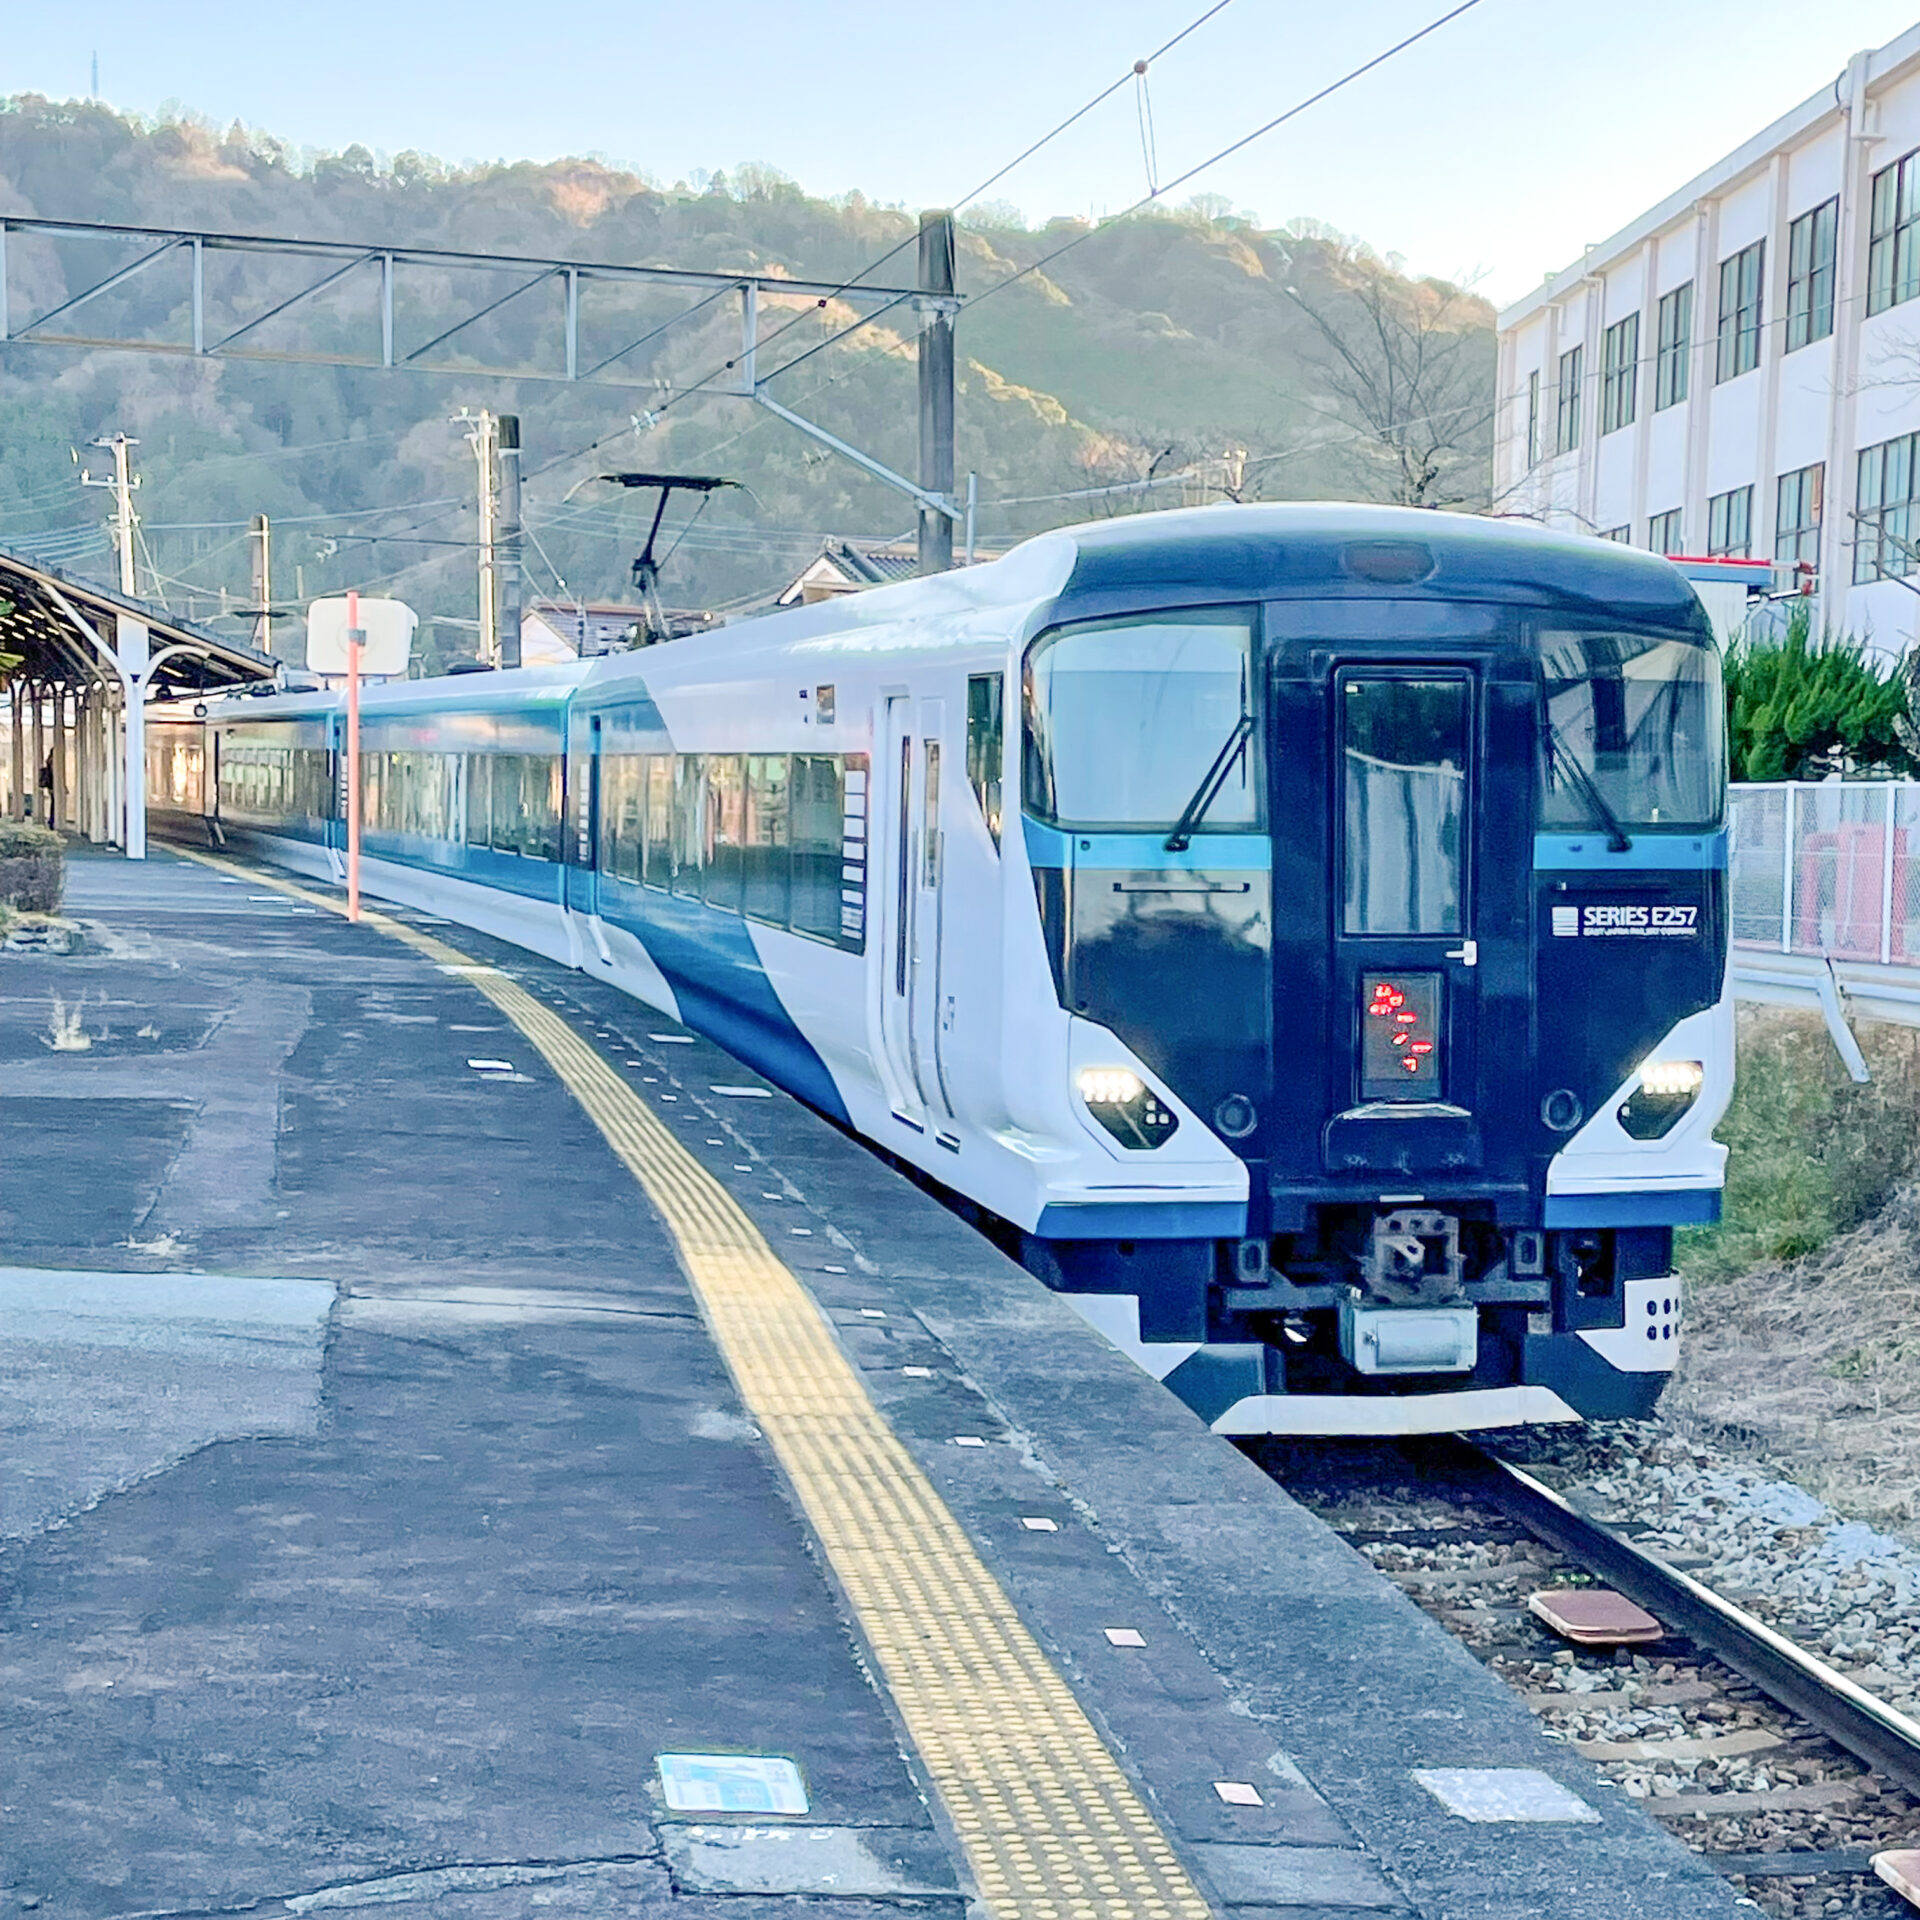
xmin=1540 ymin=630 xmax=1724 ymax=833
xmin=1023 ymin=609 xmax=1256 ymax=832
xmin=1342 ymin=676 xmax=1467 ymax=936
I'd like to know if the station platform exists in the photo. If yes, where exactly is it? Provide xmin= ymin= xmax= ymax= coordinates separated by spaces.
xmin=0 ymin=849 xmax=1747 ymax=1920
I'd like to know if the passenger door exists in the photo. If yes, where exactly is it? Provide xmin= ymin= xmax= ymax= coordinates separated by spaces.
xmin=876 ymin=693 xmax=924 ymax=1127
xmin=909 ymin=700 xmax=957 ymax=1143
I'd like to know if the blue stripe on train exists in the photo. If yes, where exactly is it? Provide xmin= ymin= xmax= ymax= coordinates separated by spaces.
xmin=1544 ymin=1189 xmax=1722 ymax=1227
xmin=1534 ymin=832 xmax=1728 ymax=871
xmin=357 ymin=833 xmax=568 ymax=904
xmin=327 ymin=829 xmax=850 ymax=1126
xmin=1021 ymin=820 xmax=1272 ymax=872
xmin=593 ymin=874 xmax=850 ymax=1126
xmin=1033 ymin=1200 xmax=1248 ymax=1240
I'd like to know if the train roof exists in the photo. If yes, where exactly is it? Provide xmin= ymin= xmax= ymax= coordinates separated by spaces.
xmin=569 ymin=503 xmax=1707 ymax=700
xmin=168 ymin=507 xmax=1710 ymax=725
xmin=1044 ymin=502 xmax=1708 ymax=619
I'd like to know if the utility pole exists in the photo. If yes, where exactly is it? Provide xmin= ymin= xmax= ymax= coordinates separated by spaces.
xmin=457 ymin=408 xmax=499 ymax=665
xmin=917 ymin=211 xmax=956 ymax=576
xmin=497 ymin=414 xmax=523 ymax=669
xmin=81 ymin=432 xmax=140 ymax=596
xmin=249 ymin=513 xmax=275 ymax=658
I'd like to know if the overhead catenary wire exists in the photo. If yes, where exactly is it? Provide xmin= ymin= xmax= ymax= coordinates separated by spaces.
xmin=519 ymin=0 xmax=1244 ymax=490
xmin=961 ymin=0 xmax=1485 ymax=316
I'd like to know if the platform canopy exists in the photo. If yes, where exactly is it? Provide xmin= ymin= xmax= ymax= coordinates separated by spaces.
xmin=0 ymin=546 xmax=276 ymax=696
xmin=0 ymin=543 xmax=278 ymax=858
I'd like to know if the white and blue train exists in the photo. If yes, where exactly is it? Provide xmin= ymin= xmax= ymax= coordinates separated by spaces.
xmin=149 ymin=504 xmax=1733 ymax=1435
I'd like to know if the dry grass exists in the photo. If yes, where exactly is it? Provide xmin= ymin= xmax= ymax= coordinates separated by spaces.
xmin=1669 ymin=1186 xmax=1920 ymax=1530
xmin=1667 ymin=1011 xmax=1920 ymax=1530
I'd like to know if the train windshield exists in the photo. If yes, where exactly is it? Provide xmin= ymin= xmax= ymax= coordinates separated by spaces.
xmin=1539 ymin=628 xmax=1724 ymax=835
xmin=1022 ymin=609 xmax=1256 ymax=831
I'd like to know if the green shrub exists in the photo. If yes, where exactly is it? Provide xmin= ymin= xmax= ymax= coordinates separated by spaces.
xmin=1724 ymin=604 xmax=1913 ymax=782
xmin=0 ymin=820 xmax=64 ymax=913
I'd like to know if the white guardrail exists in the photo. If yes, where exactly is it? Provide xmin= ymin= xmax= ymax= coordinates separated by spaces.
xmin=1728 ymin=780 xmax=1920 ymax=1069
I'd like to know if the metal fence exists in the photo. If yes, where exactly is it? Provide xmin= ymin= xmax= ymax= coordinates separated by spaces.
xmin=1729 ymin=781 xmax=1920 ymax=961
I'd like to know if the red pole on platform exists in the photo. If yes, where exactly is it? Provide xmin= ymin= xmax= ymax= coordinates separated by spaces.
xmin=346 ymin=588 xmax=363 ymax=923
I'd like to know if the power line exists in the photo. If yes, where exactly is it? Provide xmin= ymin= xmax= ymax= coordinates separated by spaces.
xmin=721 ymin=2 xmax=1485 ymax=408
xmin=520 ymin=0 xmax=1244 ymax=491
xmin=144 ymin=497 xmax=464 ymax=533
xmin=651 ymin=0 xmax=1245 ymax=420
xmin=961 ymin=0 xmax=1484 ymax=315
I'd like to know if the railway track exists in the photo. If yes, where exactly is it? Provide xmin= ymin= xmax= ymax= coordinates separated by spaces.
xmin=1257 ymin=1436 xmax=1920 ymax=1920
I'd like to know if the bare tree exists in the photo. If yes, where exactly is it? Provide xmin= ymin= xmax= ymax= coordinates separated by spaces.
xmin=1282 ymin=246 xmax=1496 ymax=510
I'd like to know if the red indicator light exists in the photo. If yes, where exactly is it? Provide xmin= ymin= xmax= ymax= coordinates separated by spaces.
xmin=1360 ymin=972 xmax=1442 ymax=1098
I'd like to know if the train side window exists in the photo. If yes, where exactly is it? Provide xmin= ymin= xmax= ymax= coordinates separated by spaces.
xmin=672 ymin=757 xmax=706 ymax=896
xmin=489 ymin=753 xmax=525 ymax=856
xmin=600 ymin=754 xmax=641 ymax=881
xmin=643 ymin=756 xmax=674 ymax=888
xmin=744 ymin=754 xmax=791 ymax=925
xmin=966 ymin=674 xmax=1004 ymax=847
xmin=705 ymin=755 xmax=746 ymax=913
xmin=465 ymin=754 xmax=491 ymax=848
xmin=620 ymin=755 xmax=647 ymax=881
xmin=791 ymin=754 xmax=844 ymax=940
xmin=541 ymin=754 xmax=564 ymax=862
xmin=597 ymin=754 xmax=621 ymax=874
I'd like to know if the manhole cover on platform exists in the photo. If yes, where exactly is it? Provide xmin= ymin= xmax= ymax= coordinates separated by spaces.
xmin=1528 ymin=1587 xmax=1663 ymax=1646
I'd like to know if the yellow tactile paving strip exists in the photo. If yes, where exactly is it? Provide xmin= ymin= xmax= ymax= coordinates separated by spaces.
xmin=177 ymin=848 xmax=1214 ymax=1920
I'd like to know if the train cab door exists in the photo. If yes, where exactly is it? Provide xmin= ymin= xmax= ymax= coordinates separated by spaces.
xmin=877 ymin=694 xmax=926 ymax=1128
xmin=1267 ymin=642 xmax=1534 ymax=1198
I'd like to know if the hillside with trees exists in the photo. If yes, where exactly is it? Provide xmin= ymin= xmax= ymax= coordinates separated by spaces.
xmin=0 ymin=96 xmax=1495 ymax=651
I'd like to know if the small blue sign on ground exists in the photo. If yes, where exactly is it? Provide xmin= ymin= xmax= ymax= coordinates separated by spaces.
xmin=657 ymin=1752 xmax=809 ymax=1814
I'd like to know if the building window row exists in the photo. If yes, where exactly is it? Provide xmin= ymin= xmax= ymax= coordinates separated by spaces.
xmin=1525 ymin=183 xmax=1849 ymax=459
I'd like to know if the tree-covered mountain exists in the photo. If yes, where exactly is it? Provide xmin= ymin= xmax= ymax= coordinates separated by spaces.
xmin=0 ymin=96 xmax=1495 ymax=650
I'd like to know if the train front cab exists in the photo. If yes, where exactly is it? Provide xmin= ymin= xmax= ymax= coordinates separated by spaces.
xmin=1019 ymin=534 xmax=1731 ymax=1436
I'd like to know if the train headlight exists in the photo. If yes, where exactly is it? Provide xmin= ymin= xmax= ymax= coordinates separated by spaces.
xmin=1618 ymin=1058 xmax=1704 ymax=1140
xmin=1076 ymin=1066 xmax=1179 ymax=1149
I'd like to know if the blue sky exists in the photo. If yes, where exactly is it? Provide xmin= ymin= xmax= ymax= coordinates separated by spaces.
xmin=7 ymin=1 xmax=1920 ymax=303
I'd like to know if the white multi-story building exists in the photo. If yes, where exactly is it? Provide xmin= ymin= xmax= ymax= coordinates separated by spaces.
xmin=1496 ymin=22 xmax=1920 ymax=654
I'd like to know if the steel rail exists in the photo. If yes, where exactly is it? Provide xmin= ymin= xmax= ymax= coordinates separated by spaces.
xmin=1426 ymin=1437 xmax=1920 ymax=1800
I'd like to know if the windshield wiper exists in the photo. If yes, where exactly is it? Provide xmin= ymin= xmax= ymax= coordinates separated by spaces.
xmin=1165 ymin=712 xmax=1255 ymax=852
xmin=1549 ymin=723 xmax=1633 ymax=852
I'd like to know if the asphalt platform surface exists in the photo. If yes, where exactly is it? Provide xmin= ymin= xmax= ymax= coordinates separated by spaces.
xmin=0 ymin=848 xmax=1749 ymax=1919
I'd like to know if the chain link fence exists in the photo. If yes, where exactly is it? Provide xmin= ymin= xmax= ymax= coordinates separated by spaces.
xmin=1730 ymin=782 xmax=1920 ymax=962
